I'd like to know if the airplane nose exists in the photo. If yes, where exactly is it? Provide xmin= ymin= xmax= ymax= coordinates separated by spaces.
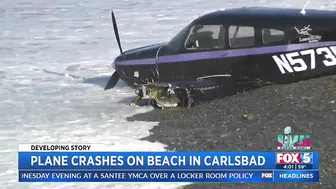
xmin=112 ymin=59 xmax=116 ymax=69
xmin=112 ymin=55 xmax=123 ymax=69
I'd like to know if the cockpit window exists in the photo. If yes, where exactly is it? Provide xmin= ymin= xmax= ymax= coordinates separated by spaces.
xmin=185 ymin=25 xmax=225 ymax=50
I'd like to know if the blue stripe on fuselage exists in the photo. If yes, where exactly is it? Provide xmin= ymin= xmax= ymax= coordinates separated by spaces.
xmin=116 ymin=41 xmax=336 ymax=66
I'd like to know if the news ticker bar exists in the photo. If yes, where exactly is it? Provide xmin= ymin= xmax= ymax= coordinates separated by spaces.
xmin=19 ymin=170 xmax=319 ymax=182
xmin=18 ymin=152 xmax=319 ymax=169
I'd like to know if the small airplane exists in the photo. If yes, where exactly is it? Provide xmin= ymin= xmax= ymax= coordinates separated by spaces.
xmin=104 ymin=7 xmax=336 ymax=108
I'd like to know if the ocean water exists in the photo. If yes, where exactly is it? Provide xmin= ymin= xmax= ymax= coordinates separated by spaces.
xmin=1 ymin=0 xmax=335 ymax=188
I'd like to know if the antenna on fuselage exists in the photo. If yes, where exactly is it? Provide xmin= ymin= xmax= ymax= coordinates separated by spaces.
xmin=300 ymin=0 xmax=310 ymax=15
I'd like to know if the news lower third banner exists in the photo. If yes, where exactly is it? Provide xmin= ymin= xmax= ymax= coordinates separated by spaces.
xmin=18 ymin=144 xmax=319 ymax=183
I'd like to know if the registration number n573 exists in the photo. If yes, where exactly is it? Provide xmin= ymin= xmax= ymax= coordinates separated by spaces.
xmin=272 ymin=46 xmax=336 ymax=74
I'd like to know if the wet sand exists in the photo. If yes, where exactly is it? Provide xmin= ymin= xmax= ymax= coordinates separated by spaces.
xmin=128 ymin=75 xmax=336 ymax=189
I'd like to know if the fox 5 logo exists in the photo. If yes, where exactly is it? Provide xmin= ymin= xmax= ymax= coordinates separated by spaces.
xmin=301 ymin=152 xmax=313 ymax=164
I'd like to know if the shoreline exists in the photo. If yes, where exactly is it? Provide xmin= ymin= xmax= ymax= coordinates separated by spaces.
xmin=127 ymin=75 xmax=336 ymax=189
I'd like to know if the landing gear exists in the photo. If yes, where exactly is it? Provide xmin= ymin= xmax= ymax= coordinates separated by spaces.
xmin=184 ymin=89 xmax=194 ymax=109
xmin=130 ymin=83 xmax=210 ymax=109
xmin=132 ymin=85 xmax=181 ymax=109
xmin=187 ymin=97 xmax=194 ymax=109
xmin=130 ymin=83 xmax=223 ymax=109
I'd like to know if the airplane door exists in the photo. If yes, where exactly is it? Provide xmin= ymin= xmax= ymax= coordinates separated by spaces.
xmin=228 ymin=26 xmax=261 ymax=88
xmin=155 ymin=46 xmax=186 ymax=84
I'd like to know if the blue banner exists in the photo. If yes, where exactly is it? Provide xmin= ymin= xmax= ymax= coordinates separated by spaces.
xmin=18 ymin=170 xmax=319 ymax=182
xmin=18 ymin=152 xmax=319 ymax=170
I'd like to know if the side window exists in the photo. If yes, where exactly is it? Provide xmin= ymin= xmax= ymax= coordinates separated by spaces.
xmin=185 ymin=25 xmax=225 ymax=50
xmin=229 ymin=26 xmax=255 ymax=48
xmin=262 ymin=28 xmax=285 ymax=44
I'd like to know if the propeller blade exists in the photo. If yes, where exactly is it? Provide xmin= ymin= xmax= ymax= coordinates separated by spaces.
xmin=111 ymin=11 xmax=123 ymax=54
xmin=104 ymin=71 xmax=120 ymax=90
